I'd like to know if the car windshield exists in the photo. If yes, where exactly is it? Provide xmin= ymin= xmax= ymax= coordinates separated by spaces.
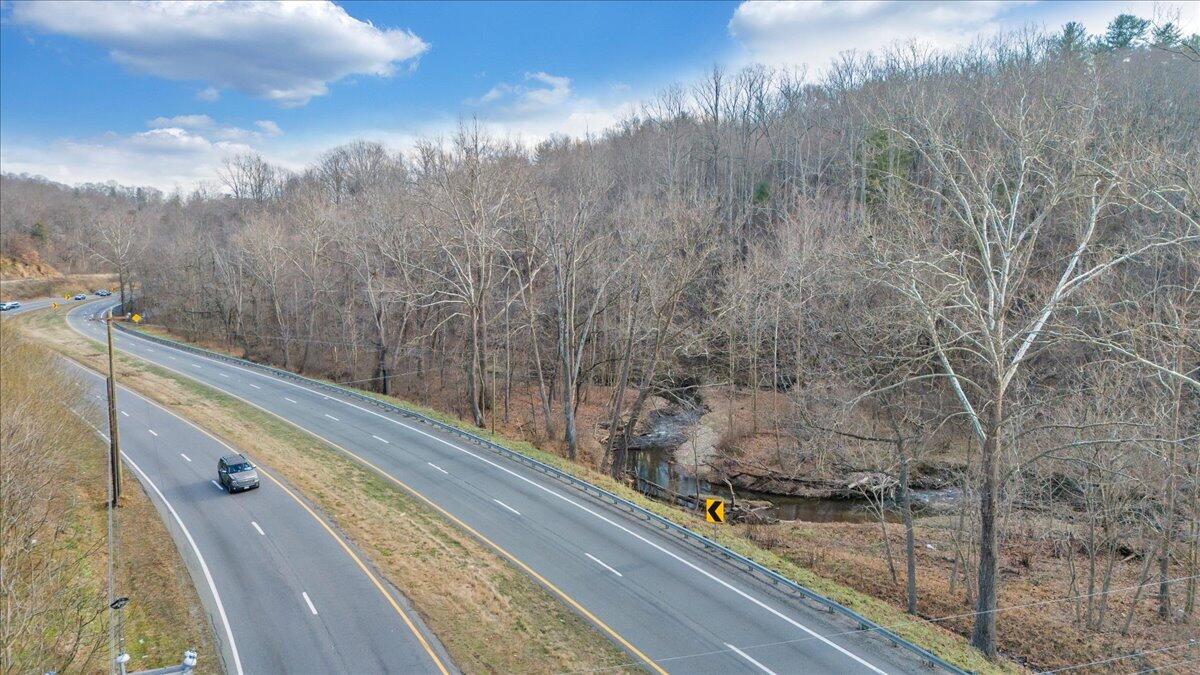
xmin=228 ymin=462 xmax=253 ymax=473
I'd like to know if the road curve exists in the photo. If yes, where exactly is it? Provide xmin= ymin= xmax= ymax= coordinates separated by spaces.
xmin=68 ymin=301 xmax=942 ymax=675
xmin=60 ymin=345 xmax=453 ymax=673
xmin=0 ymin=296 xmax=64 ymax=316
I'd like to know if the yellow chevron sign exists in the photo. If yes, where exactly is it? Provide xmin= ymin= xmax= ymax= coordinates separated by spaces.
xmin=705 ymin=498 xmax=725 ymax=523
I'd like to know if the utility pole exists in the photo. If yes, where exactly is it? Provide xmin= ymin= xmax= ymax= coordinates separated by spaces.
xmin=106 ymin=312 xmax=122 ymax=507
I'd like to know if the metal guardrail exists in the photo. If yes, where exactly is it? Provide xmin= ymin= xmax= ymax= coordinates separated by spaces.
xmin=111 ymin=315 xmax=969 ymax=674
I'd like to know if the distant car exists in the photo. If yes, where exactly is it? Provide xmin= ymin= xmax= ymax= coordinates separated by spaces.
xmin=72 ymin=293 xmax=87 ymax=301
xmin=96 ymin=289 xmax=112 ymax=297
xmin=0 ymin=301 xmax=20 ymax=311
xmin=217 ymin=454 xmax=260 ymax=493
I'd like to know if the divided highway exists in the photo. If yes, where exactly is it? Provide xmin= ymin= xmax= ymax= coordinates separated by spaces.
xmin=0 ymin=296 xmax=62 ymax=316
xmin=62 ymin=353 xmax=452 ymax=674
xmin=68 ymin=301 xmax=940 ymax=675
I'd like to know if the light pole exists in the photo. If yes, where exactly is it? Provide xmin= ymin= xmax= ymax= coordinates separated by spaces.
xmin=105 ymin=311 xmax=122 ymax=507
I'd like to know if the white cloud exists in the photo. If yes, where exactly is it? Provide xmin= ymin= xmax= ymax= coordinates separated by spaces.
xmin=255 ymin=120 xmax=283 ymax=137
xmin=0 ymin=115 xmax=288 ymax=191
xmin=471 ymin=72 xmax=573 ymax=113
xmin=729 ymin=1 xmax=1023 ymax=70
xmin=728 ymin=1 xmax=1200 ymax=72
xmin=11 ymin=0 xmax=428 ymax=107
xmin=147 ymin=114 xmax=214 ymax=130
xmin=196 ymin=86 xmax=221 ymax=102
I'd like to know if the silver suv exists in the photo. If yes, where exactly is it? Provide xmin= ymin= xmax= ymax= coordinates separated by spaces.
xmin=217 ymin=454 xmax=260 ymax=493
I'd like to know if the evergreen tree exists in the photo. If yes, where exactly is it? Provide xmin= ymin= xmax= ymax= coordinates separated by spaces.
xmin=1103 ymin=13 xmax=1150 ymax=50
xmin=1152 ymin=22 xmax=1182 ymax=48
xmin=1056 ymin=21 xmax=1088 ymax=55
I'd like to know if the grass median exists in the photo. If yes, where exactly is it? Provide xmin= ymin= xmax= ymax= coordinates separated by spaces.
xmin=18 ymin=307 xmax=636 ymax=675
xmin=128 ymin=317 xmax=1010 ymax=673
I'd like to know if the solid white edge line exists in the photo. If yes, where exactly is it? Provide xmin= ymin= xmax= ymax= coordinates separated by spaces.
xmin=77 ymin=303 xmax=886 ymax=673
xmin=180 ymin=453 xmax=192 ymax=462
xmin=427 ymin=462 xmax=448 ymax=474
xmin=372 ymin=435 xmax=390 ymax=444
xmin=726 ymin=643 xmax=778 ymax=675
xmin=251 ymin=521 xmax=265 ymax=536
xmin=75 ymin=420 xmax=243 ymax=675
xmin=302 ymin=591 xmax=318 ymax=615
xmin=492 ymin=498 xmax=520 ymax=516
xmin=586 ymin=552 xmax=623 ymax=577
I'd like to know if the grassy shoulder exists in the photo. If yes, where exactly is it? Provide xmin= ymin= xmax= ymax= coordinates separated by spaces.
xmin=130 ymin=319 xmax=1010 ymax=673
xmin=0 ymin=321 xmax=213 ymax=673
xmin=19 ymin=308 xmax=635 ymax=675
xmin=0 ymin=272 xmax=116 ymax=301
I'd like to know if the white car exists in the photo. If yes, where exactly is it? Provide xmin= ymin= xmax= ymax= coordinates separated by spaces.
xmin=0 ymin=301 xmax=21 ymax=311
xmin=72 ymin=294 xmax=87 ymax=301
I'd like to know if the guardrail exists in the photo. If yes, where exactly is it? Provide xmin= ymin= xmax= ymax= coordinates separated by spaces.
xmin=111 ymin=312 xmax=968 ymax=674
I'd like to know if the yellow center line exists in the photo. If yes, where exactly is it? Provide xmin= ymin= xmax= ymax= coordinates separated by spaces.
xmin=216 ymin=385 xmax=667 ymax=674
xmin=58 ymin=318 xmax=452 ymax=674
xmin=256 ymin=466 xmax=450 ymax=675
xmin=95 ymin=326 xmax=667 ymax=674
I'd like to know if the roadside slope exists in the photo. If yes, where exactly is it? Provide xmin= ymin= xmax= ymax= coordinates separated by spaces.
xmin=18 ymin=303 xmax=635 ymax=674
xmin=0 ymin=321 xmax=214 ymax=673
xmin=79 ymin=302 xmax=995 ymax=674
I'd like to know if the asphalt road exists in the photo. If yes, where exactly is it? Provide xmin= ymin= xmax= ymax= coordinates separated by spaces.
xmin=0 ymin=295 xmax=66 ymax=316
xmin=67 ymin=301 xmax=941 ymax=675
xmin=61 ymin=353 xmax=453 ymax=674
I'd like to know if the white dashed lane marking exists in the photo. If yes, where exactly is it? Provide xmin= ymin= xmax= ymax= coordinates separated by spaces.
xmin=492 ymin=499 xmax=520 ymax=516
xmin=586 ymin=553 xmax=623 ymax=577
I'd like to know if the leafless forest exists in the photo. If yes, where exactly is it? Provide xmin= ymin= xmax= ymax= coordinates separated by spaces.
xmin=3 ymin=22 xmax=1198 ymax=669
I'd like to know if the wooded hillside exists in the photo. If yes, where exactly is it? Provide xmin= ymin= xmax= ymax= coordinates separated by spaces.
xmin=3 ymin=19 xmax=1197 ymax=669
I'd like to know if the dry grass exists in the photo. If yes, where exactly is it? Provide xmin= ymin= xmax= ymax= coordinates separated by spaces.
xmin=0 ymin=321 xmax=213 ymax=673
xmin=18 ymin=308 xmax=634 ymax=675
xmin=109 ymin=316 xmax=1015 ymax=674
xmin=0 ymin=273 xmax=117 ymax=301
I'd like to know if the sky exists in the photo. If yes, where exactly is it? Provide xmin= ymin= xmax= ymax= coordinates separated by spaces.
xmin=1 ymin=0 xmax=1196 ymax=192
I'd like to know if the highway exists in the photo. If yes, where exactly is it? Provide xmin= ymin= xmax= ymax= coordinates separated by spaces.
xmin=62 ymin=349 xmax=453 ymax=674
xmin=0 ymin=295 xmax=65 ymax=316
xmin=67 ymin=300 xmax=940 ymax=675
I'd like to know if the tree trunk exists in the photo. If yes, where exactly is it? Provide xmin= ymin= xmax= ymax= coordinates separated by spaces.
xmin=971 ymin=389 xmax=1002 ymax=658
xmin=898 ymin=439 xmax=918 ymax=615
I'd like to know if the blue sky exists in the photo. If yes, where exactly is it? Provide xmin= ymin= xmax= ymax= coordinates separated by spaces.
xmin=1 ymin=1 xmax=1196 ymax=191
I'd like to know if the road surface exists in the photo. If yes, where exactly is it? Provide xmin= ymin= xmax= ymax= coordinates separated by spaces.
xmin=67 ymin=300 xmax=941 ymax=675
xmin=62 ymin=357 xmax=453 ymax=675
xmin=0 ymin=295 xmax=66 ymax=316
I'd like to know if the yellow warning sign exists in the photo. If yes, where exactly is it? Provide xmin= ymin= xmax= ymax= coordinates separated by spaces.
xmin=131 ymin=313 xmax=142 ymax=323
xmin=51 ymin=302 xmax=59 ymax=309
xmin=705 ymin=498 xmax=725 ymax=524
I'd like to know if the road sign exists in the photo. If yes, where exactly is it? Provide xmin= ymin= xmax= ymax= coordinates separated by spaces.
xmin=131 ymin=313 xmax=142 ymax=323
xmin=705 ymin=498 xmax=725 ymax=523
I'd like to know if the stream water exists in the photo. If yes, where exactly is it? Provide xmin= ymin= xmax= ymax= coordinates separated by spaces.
xmin=625 ymin=445 xmax=961 ymax=524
